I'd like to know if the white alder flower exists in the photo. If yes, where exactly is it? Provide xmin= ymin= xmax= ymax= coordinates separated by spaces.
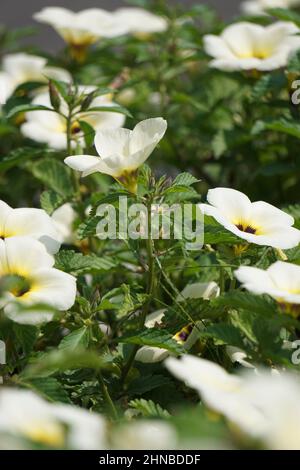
xmin=199 ymin=187 xmax=300 ymax=249
xmin=0 ymin=53 xmax=70 ymax=104
xmin=203 ymin=22 xmax=300 ymax=71
xmin=114 ymin=8 xmax=168 ymax=36
xmin=0 ymin=388 xmax=106 ymax=449
xmin=64 ymin=118 xmax=167 ymax=188
xmin=0 ymin=200 xmax=61 ymax=254
xmin=21 ymin=88 xmax=125 ymax=150
xmin=136 ymin=282 xmax=219 ymax=363
xmin=241 ymin=0 xmax=300 ymax=16
xmin=165 ymin=355 xmax=300 ymax=448
xmin=51 ymin=203 xmax=77 ymax=245
xmin=0 ymin=236 xmax=76 ymax=324
xmin=111 ymin=420 xmax=177 ymax=450
xmin=33 ymin=7 xmax=129 ymax=46
xmin=165 ymin=355 xmax=267 ymax=437
xmin=235 ymin=261 xmax=300 ymax=305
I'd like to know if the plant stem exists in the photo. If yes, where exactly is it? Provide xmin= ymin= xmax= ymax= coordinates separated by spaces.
xmin=219 ymin=266 xmax=225 ymax=294
xmin=66 ymin=110 xmax=81 ymax=199
xmin=120 ymin=199 xmax=155 ymax=384
xmin=98 ymin=370 xmax=118 ymax=420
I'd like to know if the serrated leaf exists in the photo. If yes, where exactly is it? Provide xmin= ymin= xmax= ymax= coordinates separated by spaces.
xmin=40 ymin=190 xmax=66 ymax=215
xmin=55 ymin=250 xmax=116 ymax=275
xmin=204 ymin=225 xmax=240 ymax=244
xmin=172 ymin=172 xmax=199 ymax=187
xmin=128 ymin=374 xmax=172 ymax=397
xmin=31 ymin=158 xmax=75 ymax=196
xmin=13 ymin=324 xmax=38 ymax=354
xmin=0 ymin=147 xmax=55 ymax=171
xmin=129 ymin=398 xmax=170 ymax=418
xmin=213 ymin=291 xmax=277 ymax=316
xmin=200 ymin=323 xmax=245 ymax=349
xmin=21 ymin=377 xmax=71 ymax=403
xmin=59 ymin=327 xmax=90 ymax=352
xmin=118 ymin=329 xmax=184 ymax=354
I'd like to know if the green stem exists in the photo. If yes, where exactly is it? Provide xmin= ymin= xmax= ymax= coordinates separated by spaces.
xmin=121 ymin=199 xmax=155 ymax=384
xmin=219 ymin=266 xmax=225 ymax=294
xmin=98 ymin=370 xmax=118 ymax=420
xmin=66 ymin=111 xmax=81 ymax=199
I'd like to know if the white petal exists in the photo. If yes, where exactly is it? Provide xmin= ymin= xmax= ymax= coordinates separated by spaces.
xmin=235 ymin=266 xmax=275 ymax=293
xmin=64 ymin=155 xmax=102 ymax=173
xmin=252 ymin=226 xmax=300 ymax=249
xmin=130 ymin=117 xmax=167 ymax=156
xmin=179 ymin=282 xmax=220 ymax=301
xmin=5 ymin=208 xmax=61 ymax=254
xmin=135 ymin=346 xmax=169 ymax=363
xmin=28 ymin=268 xmax=76 ymax=311
xmin=94 ymin=128 xmax=131 ymax=160
xmin=4 ymin=236 xmax=54 ymax=274
xmin=206 ymin=187 xmax=252 ymax=223
xmin=203 ymin=35 xmax=235 ymax=60
xmin=114 ymin=8 xmax=167 ymax=34
xmin=268 ymin=261 xmax=300 ymax=294
xmin=221 ymin=22 xmax=264 ymax=58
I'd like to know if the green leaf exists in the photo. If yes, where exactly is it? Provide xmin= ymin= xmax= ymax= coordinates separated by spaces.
xmin=85 ymin=105 xmax=132 ymax=118
xmin=77 ymin=216 xmax=101 ymax=239
xmin=252 ymin=118 xmax=300 ymax=139
xmin=129 ymin=398 xmax=170 ymax=418
xmin=31 ymin=158 xmax=75 ymax=196
xmin=200 ymin=323 xmax=245 ymax=349
xmin=0 ymin=147 xmax=55 ymax=171
xmin=13 ymin=324 xmax=38 ymax=355
xmin=59 ymin=327 xmax=90 ymax=352
xmin=78 ymin=120 xmax=95 ymax=148
xmin=6 ymin=104 xmax=55 ymax=119
xmin=266 ymin=8 xmax=300 ymax=26
xmin=55 ymin=250 xmax=116 ymax=275
xmin=40 ymin=190 xmax=66 ymax=215
xmin=214 ymin=291 xmax=277 ymax=316
xmin=22 ymin=348 xmax=106 ymax=378
xmin=127 ymin=375 xmax=172 ymax=397
xmin=118 ymin=328 xmax=184 ymax=354
xmin=204 ymin=225 xmax=240 ymax=244
xmin=21 ymin=377 xmax=71 ymax=403
xmin=172 ymin=172 xmax=199 ymax=187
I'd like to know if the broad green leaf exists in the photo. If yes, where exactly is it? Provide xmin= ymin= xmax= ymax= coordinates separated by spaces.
xmin=214 ymin=291 xmax=277 ymax=316
xmin=40 ymin=190 xmax=66 ymax=215
xmin=55 ymin=250 xmax=116 ymax=275
xmin=200 ymin=323 xmax=245 ymax=349
xmin=59 ymin=326 xmax=90 ymax=352
xmin=6 ymin=104 xmax=55 ymax=119
xmin=31 ymin=158 xmax=75 ymax=196
xmin=13 ymin=324 xmax=38 ymax=355
xmin=118 ymin=328 xmax=184 ymax=354
xmin=21 ymin=377 xmax=71 ymax=403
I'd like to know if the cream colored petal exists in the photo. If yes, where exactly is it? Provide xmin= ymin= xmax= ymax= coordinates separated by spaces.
xmin=4 ymin=236 xmax=54 ymax=275
xmin=205 ymin=187 xmax=252 ymax=223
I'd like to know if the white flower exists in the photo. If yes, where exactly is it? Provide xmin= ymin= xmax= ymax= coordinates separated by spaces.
xmin=203 ymin=22 xmax=300 ymax=71
xmin=64 ymin=117 xmax=167 ymax=181
xmin=136 ymin=282 xmax=219 ymax=363
xmin=0 ymin=236 xmax=76 ymax=324
xmin=21 ymin=88 xmax=125 ymax=150
xmin=199 ymin=187 xmax=300 ymax=249
xmin=114 ymin=8 xmax=168 ymax=35
xmin=51 ymin=203 xmax=77 ymax=245
xmin=241 ymin=0 xmax=300 ymax=16
xmin=0 ymin=199 xmax=61 ymax=254
xmin=0 ymin=388 xmax=106 ymax=449
xmin=165 ymin=355 xmax=300 ymax=448
xmin=111 ymin=420 xmax=177 ymax=450
xmin=235 ymin=261 xmax=300 ymax=305
xmin=165 ymin=355 xmax=267 ymax=437
xmin=242 ymin=373 xmax=300 ymax=450
xmin=33 ymin=7 xmax=129 ymax=46
xmin=0 ymin=53 xmax=70 ymax=104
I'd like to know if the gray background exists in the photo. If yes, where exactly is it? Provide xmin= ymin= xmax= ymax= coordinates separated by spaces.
xmin=1 ymin=1 xmax=241 ymax=51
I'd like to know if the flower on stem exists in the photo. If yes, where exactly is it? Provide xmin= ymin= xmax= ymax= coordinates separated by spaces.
xmin=199 ymin=187 xmax=300 ymax=249
xmin=33 ymin=7 xmax=129 ymax=60
xmin=0 ymin=236 xmax=76 ymax=324
xmin=64 ymin=118 xmax=167 ymax=193
xmin=203 ymin=22 xmax=300 ymax=71
xmin=0 ymin=388 xmax=106 ymax=449
xmin=241 ymin=0 xmax=300 ymax=16
xmin=235 ymin=261 xmax=300 ymax=314
xmin=21 ymin=88 xmax=125 ymax=150
xmin=0 ymin=53 xmax=70 ymax=104
xmin=114 ymin=8 xmax=168 ymax=37
xmin=0 ymin=199 xmax=61 ymax=254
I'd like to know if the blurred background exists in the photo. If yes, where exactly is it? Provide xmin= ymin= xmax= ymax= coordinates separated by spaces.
xmin=2 ymin=0 xmax=241 ymax=50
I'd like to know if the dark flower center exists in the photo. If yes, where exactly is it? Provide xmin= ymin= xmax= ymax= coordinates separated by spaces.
xmin=236 ymin=224 xmax=256 ymax=234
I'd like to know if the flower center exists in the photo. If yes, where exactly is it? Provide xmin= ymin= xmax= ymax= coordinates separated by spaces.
xmin=23 ymin=421 xmax=65 ymax=447
xmin=71 ymin=121 xmax=81 ymax=135
xmin=3 ymin=274 xmax=31 ymax=298
xmin=236 ymin=223 xmax=257 ymax=234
